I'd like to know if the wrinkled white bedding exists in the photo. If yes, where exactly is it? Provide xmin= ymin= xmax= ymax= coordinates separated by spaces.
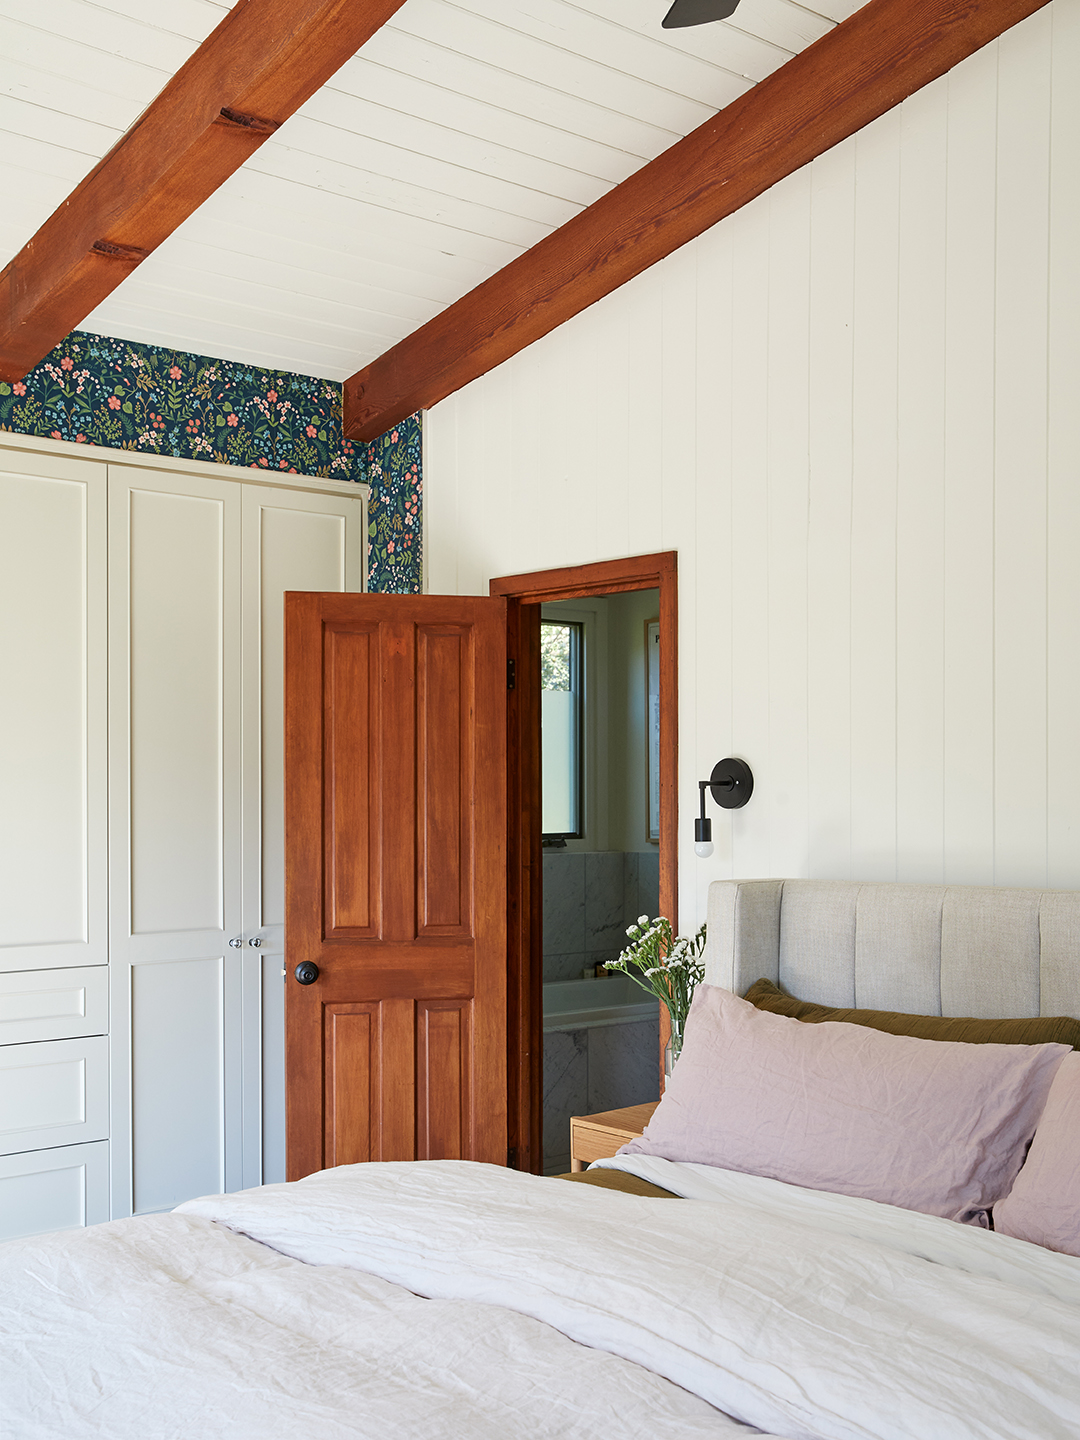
xmin=0 ymin=1204 xmax=759 ymax=1440
xmin=4 ymin=1160 xmax=1080 ymax=1440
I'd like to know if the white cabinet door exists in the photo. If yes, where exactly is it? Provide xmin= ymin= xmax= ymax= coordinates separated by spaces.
xmin=239 ymin=483 xmax=364 ymax=1186
xmin=0 ymin=448 xmax=107 ymax=974
xmin=109 ymin=467 xmax=243 ymax=1216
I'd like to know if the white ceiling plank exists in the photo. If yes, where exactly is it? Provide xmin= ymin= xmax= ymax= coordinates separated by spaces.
xmin=1 ymin=58 xmax=152 ymax=134
xmin=0 ymin=94 xmax=118 ymax=160
xmin=0 ymin=161 xmax=77 ymax=243
xmin=460 ymin=0 xmax=793 ymax=88
xmin=45 ymin=0 xmax=228 ymax=42
xmin=80 ymin=294 xmax=391 ymax=379
xmin=360 ymin=25 xmax=687 ymax=155
xmin=385 ymin=3 xmax=728 ymax=131
xmin=328 ymin=56 xmax=644 ymax=182
xmin=0 ymin=18 xmax=171 ymax=108
xmin=163 ymin=222 xmax=481 ymax=309
xmin=109 ymin=254 xmax=435 ymax=343
xmin=577 ymin=0 xmax=833 ymax=61
xmin=801 ymin=0 xmax=865 ymax=19
xmin=242 ymin=143 xmax=553 ymax=251
xmin=180 ymin=167 xmax=522 ymax=276
xmin=157 ymin=236 xmax=452 ymax=323
xmin=0 ymin=0 xmax=201 ymax=70
xmin=301 ymin=86 xmax=619 ymax=202
xmin=270 ymin=110 xmax=595 ymax=222
xmin=0 ymin=127 xmax=107 ymax=180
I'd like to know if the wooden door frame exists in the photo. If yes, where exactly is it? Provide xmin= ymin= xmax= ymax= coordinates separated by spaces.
xmin=490 ymin=552 xmax=678 ymax=1175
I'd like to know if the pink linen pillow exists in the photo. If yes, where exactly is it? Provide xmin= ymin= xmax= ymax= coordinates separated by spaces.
xmin=993 ymin=1051 xmax=1080 ymax=1255
xmin=622 ymin=984 xmax=1068 ymax=1224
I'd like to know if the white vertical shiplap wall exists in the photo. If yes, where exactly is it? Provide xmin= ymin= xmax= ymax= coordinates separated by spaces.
xmin=425 ymin=3 xmax=1080 ymax=930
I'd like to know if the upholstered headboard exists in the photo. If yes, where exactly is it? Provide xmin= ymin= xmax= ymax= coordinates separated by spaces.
xmin=705 ymin=880 xmax=1080 ymax=1021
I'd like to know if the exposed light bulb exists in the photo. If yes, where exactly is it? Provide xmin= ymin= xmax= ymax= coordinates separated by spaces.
xmin=694 ymin=839 xmax=714 ymax=859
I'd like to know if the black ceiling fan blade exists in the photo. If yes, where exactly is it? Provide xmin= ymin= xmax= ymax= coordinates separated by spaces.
xmin=662 ymin=0 xmax=741 ymax=27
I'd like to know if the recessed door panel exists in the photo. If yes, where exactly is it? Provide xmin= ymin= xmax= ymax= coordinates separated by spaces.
xmin=131 ymin=956 xmax=223 ymax=1214
xmin=128 ymin=487 xmax=227 ymax=936
xmin=0 ymin=450 xmax=107 ymax=972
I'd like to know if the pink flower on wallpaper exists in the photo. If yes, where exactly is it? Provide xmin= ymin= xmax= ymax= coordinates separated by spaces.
xmin=51 ymin=430 xmax=62 ymax=439
xmin=391 ymin=430 xmax=399 ymax=443
xmin=13 ymin=382 xmax=26 ymax=396
xmin=267 ymin=390 xmax=278 ymax=403
xmin=227 ymin=412 xmax=238 ymax=426
xmin=75 ymin=434 xmax=85 ymax=443
xmin=60 ymin=357 xmax=74 ymax=371
xmin=387 ymin=541 xmax=395 ymax=553
xmin=306 ymin=424 xmax=317 ymax=437
xmin=169 ymin=365 xmax=182 ymax=380
xmin=108 ymin=396 xmax=121 ymax=410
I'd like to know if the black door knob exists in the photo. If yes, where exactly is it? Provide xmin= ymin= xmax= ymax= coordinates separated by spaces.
xmin=294 ymin=961 xmax=319 ymax=985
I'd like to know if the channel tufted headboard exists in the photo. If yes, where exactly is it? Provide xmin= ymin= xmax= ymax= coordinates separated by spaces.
xmin=704 ymin=880 xmax=1080 ymax=1021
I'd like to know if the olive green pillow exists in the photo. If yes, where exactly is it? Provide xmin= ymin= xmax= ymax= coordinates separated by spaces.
xmin=743 ymin=976 xmax=1080 ymax=1051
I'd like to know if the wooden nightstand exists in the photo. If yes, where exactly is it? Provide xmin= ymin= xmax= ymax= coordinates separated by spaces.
xmin=569 ymin=1101 xmax=659 ymax=1171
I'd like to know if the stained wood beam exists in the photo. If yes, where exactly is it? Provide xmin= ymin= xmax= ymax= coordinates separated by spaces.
xmin=344 ymin=0 xmax=1048 ymax=441
xmin=0 ymin=0 xmax=409 ymax=382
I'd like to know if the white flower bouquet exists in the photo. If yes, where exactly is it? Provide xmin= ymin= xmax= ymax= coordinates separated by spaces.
xmin=604 ymin=915 xmax=706 ymax=1065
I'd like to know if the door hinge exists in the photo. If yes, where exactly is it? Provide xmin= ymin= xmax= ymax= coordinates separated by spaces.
xmin=507 ymin=1146 xmax=518 ymax=1169
xmin=507 ymin=658 xmax=516 ymax=690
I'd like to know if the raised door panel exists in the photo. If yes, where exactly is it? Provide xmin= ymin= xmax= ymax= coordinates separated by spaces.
xmin=416 ymin=626 xmax=473 ymax=937
xmin=323 ymin=622 xmax=380 ymax=939
xmin=285 ymin=593 xmax=507 ymax=1180
xmin=416 ymin=1000 xmax=472 ymax=1160
xmin=240 ymin=483 xmax=365 ymax=1188
xmin=0 ymin=444 xmax=107 ymax=973
xmin=109 ymin=465 xmax=242 ymax=1217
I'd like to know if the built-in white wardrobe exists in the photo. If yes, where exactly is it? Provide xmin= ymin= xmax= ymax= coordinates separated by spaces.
xmin=0 ymin=434 xmax=366 ymax=1241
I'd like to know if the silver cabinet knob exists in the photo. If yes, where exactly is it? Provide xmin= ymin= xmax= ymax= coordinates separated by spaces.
xmin=248 ymin=937 xmax=262 ymax=948
xmin=229 ymin=937 xmax=243 ymax=949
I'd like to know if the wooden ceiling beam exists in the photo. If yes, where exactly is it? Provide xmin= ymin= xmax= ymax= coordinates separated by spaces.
xmin=0 ymin=0 xmax=409 ymax=382
xmin=344 ymin=0 xmax=1048 ymax=442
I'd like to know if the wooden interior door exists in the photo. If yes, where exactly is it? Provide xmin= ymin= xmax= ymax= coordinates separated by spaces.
xmin=284 ymin=592 xmax=508 ymax=1179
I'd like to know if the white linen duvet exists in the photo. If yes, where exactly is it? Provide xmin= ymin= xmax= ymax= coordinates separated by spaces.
xmin=2 ymin=1159 xmax=1079 ymax=1440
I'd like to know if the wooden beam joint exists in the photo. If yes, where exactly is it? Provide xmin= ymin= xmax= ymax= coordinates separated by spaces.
xmin=90 ymin=240 xmax=150 ymax=265
xmin=216 ymin=107 xmax=282 ymax=135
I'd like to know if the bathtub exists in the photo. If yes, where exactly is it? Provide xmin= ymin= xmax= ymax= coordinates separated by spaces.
xmin=542 ymin=973 xmax=659 ymax=1033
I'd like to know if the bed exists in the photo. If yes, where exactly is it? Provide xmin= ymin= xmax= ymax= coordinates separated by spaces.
xmin=4 ymin=879 xmax=1080 ymax=1440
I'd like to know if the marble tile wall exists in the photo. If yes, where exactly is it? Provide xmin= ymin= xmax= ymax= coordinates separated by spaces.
xmin=542 ymin=1019 xmax=659 ymax=1174
xmin=542 ymin=848 xmax=660 ymax=982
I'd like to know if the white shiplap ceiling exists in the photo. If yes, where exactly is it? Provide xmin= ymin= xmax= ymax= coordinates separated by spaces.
xmin=0 ymin=0 xmax=862 ymax=380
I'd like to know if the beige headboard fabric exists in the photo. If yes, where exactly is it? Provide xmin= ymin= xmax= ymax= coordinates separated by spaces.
xmin=705 ymin=880 xmax=1080 ymax=1021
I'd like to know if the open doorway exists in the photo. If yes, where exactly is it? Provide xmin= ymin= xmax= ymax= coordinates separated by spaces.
xmin=491 ymin=553 xmax=677 ymax=1176
xmin=538 ymin=590 xmax=661 ymax=1172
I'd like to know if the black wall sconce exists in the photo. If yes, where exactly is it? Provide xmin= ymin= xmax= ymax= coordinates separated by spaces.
xmin=694 ymin=758 xmax=754 ymax=857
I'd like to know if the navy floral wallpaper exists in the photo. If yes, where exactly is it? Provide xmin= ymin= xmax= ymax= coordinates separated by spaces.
xmin=0 ymin=329 xmax=422 ymax=593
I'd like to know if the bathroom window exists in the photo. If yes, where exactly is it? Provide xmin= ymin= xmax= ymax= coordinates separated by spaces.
xmin=541 ymin=620 xmax=583 ymax=839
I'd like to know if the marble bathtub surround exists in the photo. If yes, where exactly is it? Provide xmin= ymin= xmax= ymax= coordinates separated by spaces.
xmin=541 ymin=1020 xmax=659 ymax=1174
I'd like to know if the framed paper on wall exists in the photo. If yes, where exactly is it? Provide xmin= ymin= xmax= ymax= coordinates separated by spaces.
xmin=646 ymin=618 xmax=660 ymax=844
